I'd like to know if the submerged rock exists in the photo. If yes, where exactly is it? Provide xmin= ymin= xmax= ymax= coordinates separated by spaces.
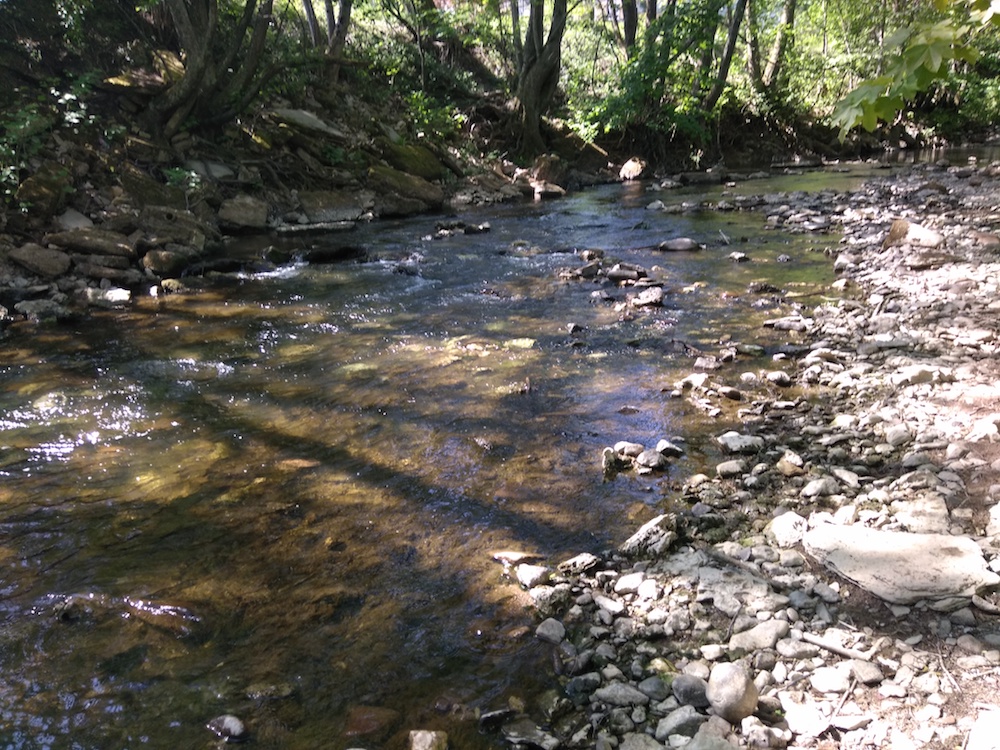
xmin=206 ymin=714 xmax=248 ymax=743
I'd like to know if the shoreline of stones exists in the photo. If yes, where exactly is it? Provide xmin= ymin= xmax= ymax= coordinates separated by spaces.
xmin=490 ymin=160 xmax=1000 ymax=750
xmin=9 ymin=156 xmax=1000 ymax=750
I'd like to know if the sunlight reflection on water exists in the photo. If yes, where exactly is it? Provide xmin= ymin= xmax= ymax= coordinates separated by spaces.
xmin=0 ymin=173 xmax=874 ymax=748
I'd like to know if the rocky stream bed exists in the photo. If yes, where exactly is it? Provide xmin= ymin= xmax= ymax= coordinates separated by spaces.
xmin=5 ymin=152 xmax=1000 ymax=750
xmin=478 ymin=158 xmax=1000 ymax=750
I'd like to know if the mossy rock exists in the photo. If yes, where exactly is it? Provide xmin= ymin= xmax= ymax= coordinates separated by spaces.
xmin=368 ymin=165 xmax=444 ymax=208
xmin=14 ymin=162 xmax=72 ymax=220
xmin=383 ymin=142 xmax=447 ymax=181
xmin=120 ymin=165 xmax=187 ymax=209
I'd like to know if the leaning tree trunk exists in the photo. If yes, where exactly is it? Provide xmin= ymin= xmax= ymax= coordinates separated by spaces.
xmin=302 ymin=0 xmax=322 ymax=46
xmin=700 ymin=0 xmax=748 ymax=111
xmin=515 ymin=0 xmax=568 ymax=157
xmin=762 ymin=0 xmax=797 ymax=90
xmin=746 ymin=0 xmax=796 ymax=96
xmin=150 ymin=0 xmax=219 ymax=139
xmin=323 ymin=0 xmax=353 ymax=82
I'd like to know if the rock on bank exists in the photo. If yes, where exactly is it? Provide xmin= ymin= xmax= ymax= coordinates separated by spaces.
xmin=489 ymin=157 xmax=1000 ymax=750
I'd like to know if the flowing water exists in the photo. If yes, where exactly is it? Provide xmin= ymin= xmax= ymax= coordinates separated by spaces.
xmin=0 ymin=165 xmax=901 ymax=748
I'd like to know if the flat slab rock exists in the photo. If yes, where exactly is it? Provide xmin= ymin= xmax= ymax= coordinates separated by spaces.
xmin=804 ymin=524 xmax=1000 ymax=605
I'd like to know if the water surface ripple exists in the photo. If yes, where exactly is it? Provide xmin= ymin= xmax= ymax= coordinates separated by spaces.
xmin=0 ymin=173 xmax=873 ymax=748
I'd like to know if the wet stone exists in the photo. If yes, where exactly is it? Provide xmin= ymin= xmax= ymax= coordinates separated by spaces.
xmin=246 ymin=682 xmax=295 ymax=701
xmin=559 ymin=552 xmax=602 ymax=574
xmin=206 ymin=714 xmax=248 ymax=743
xmin=536 ymin=617 xmax=566 ymax=644
xmin=502 ymin=718 xmax=560 ymax=750
xmin=636 ymin=448 xmax=668 ymax=469
xmin=409 ymin=729 xmax=448 ymax=750
xmin=717 ymin=431 xmax=765 ymax=454
xmin=517 ymin=563 xmax=552 ymax=588
xmin=565 ymin=672 xmax=602 ymax=702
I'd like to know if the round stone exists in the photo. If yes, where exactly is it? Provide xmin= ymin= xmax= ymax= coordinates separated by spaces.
xmin=706 ymin=662 xmax=758 ymax=723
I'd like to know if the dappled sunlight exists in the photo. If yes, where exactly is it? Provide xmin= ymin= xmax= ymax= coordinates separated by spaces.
xmin=0 ymin=181 xmax=854 ymax=747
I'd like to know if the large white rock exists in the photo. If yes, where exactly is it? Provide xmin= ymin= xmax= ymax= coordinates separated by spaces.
xmin=883 ymin=218 xmax=944 ymax=248
xmin=716 ymin=431 xmax=765 ymax=454
xmin=804 ymin=524 xmax=1000 ymax=604
xmin=766 ymin=512 xmax=808 ymax=547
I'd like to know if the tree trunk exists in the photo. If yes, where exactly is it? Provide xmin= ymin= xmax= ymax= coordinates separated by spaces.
xmin=323 ymin=0 xmax=353 ymax=82
xmin=226 ymin=0 xmax=273 ymax=100
xmin=147 ymin=0 xmax=278 ymax=140
xmin=701 ymin=0 xmax=748 ymax=111
xmin=302 ymin=0 xmax=321 ymax=46
xmin=510 ymin=0 xmax=523 ymax=72
xmin=646 ymin=0 xmax=657 ymax=23
xmin=746 ymin=0 xmax=764 ymax=92
xmin=622 ymin=0 xmax=638 ymax=52
xmin=327 ymin=0 xmax=353 ymax=56
xmin=762 ymin=0 xmax=796 ymax=89
xmin=598 ymin=0 xmax=624 ymax=49
xmin=152 ymin=0 xmax=219 ymax=139
xmin=515 ymin=0 xmax=568 ymax=156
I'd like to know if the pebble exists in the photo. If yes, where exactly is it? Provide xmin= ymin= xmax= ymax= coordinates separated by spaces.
xmin=517 ymin=563 xmax=552 ymax=588
xmin=655 ymin=704 xmax=706 ymax=739
xmin=729 ymin=620 xmax=789 ymax=652
xmin=594 ymin=683 xmax=651 ymax=707
xmin=671 ymin=674 xmax=710 ymax=708
xmin=716 ymin=459 xmax=746 ymax=478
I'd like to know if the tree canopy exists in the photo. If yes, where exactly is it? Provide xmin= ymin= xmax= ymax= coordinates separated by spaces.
xmin=831 ymin=0 xmax=1000 ymax=140
xmin=2 ymin=0 xmax=1000 ymax=198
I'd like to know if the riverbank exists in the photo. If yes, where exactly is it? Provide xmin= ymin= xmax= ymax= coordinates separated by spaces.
xmin=5 ymin=123 xmax=1000 ymax=750
xmin=494 ymin=158 xmax=1000 ymax=750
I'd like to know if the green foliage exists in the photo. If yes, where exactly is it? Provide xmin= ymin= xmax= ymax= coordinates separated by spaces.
xmin=560 ymin=7 xmax=621 ymax=135
xmin=161 ymin=168 xmax=203 ymax=192
xmin=830 ymin=1 xmax=995 ymax=140
xmin=0 ymin=73 xmax=109 ymax=202
xmin=351 ymin=2 xmax=475 ymax=97
xmin=572 ymin=1 xmax=724 ymax=144
xmin=405 ymin=91 xmax=466 ymax=139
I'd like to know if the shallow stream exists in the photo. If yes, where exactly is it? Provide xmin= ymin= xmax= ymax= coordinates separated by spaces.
xmin=0 ymin=164 xmax=903 ymax=748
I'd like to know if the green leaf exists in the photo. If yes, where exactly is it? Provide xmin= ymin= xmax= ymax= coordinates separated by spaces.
xmin=860 ymin=106 xmax=879 ymax=132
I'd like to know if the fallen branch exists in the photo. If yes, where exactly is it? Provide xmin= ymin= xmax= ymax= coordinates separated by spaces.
xmin=800 ymin=631 xmax=873 ymax=661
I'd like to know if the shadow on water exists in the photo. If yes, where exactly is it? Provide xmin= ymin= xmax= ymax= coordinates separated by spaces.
xmin=0 ymin=172 xmax=883 ymax=748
